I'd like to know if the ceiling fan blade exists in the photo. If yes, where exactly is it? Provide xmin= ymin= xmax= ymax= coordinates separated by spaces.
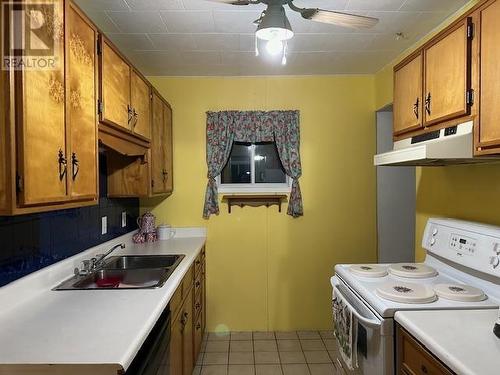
xmin=300 ymin=9 xmax=378 ymax=29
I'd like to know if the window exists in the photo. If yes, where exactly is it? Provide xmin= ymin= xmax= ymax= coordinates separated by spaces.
xmin=218 ymin=141 xmax=291 ymax=193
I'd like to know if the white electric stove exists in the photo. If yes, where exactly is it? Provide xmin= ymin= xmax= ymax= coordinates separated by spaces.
xmin=331 ymin=218 xmax=500 ymax=375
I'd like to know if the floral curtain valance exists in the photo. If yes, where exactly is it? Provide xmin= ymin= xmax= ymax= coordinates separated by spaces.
xmin=203 ymin=110 xmax=303 ymax=219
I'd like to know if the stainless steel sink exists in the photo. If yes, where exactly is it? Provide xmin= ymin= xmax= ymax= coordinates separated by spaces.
xmin=53 ymin=254 xmax=185 ymax=290
xmin=102 ymin=255 xmax=183 ymax=270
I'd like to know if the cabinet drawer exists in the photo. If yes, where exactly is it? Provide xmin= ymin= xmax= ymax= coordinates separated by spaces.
xmin=182 ymin=265 xmax=194 ymax=295
xmin=398 ymin=327 xmax=453 ymax=375
xmin=171 ymin=286 xmax=183 ymax=319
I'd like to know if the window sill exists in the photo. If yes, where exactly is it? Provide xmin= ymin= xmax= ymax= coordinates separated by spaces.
xmin=218 ymin=185 xmax=291 ymax=194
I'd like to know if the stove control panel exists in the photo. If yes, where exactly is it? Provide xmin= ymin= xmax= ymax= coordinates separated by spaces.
xmin=423 ymin=218 xmax=500 ymax=277
xmin=449 ymin=234 xmax=477 ymax=255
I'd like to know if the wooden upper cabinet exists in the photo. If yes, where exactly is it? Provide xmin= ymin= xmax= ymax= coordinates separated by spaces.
xmin=477 ymin=0 xmax=500 ymax=149
xmin=67 ymin=2 xmax=98 ymax=200
xmin=17 ymin=0 xmax=68 ymax=206
xmin=151 ymin=91 xmax=173 ymax=195
xmin=100 ymin=38 xmax=131 ymax=130
xmin=393 ymin=53 xmax=423 ymax=135
xmin=130 ymin=70 xmax=151 ymax=139
xmin=423 ymin=18 xmax=472 ymax=126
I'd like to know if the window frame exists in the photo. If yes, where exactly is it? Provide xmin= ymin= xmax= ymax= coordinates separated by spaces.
xmin=217 ymin=143 xmax=292 ymax=194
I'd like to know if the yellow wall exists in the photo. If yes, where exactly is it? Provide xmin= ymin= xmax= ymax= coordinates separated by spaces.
xmin=143 ymin=76 xmax=377 ymax=331
xmin=374 ymin=0 xmax=500 ymax=261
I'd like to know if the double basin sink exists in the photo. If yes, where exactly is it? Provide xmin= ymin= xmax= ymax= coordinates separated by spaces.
xmin=54 ymin=255 xmax=185 ymax=290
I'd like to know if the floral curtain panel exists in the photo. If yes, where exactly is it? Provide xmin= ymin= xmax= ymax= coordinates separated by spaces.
xmin=203 ymin=110 xmax=303 ymax=219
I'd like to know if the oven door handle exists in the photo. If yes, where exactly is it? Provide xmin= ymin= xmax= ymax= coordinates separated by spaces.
xmin=333 ymin=283 xmax=382 ymax=329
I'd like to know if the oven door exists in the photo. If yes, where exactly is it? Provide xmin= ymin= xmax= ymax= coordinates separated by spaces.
xmin=331 ymin=276 xmax=394 ymax=375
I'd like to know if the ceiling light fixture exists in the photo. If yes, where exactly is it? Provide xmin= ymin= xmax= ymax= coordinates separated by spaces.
xmin=254 ymin=3 xmax=293 ymax=65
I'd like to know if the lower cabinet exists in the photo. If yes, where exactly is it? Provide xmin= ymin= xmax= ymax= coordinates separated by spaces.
xmin=170 ymin=248 xmax=206 ymax=375
xmin=397 ymin=325 xmax=453 ymax=375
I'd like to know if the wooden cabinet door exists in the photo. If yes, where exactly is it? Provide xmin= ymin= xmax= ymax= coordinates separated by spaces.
xmin=182 ymin=289 xmax=194 ymax=375
xmin=393 ymin=53 xmax=423 ymax=135
xmin=100 ymin=38 xmax=130 ymax=130
xmin=131 ymin=70 xmax=151 ymax=139
xmin=423 ymin=18 xmax=472 ymax=126
xmin=163 ymin=103 xmax=173 ymax=193
xmin=170 ymin=311 xmax=184 ymax=375
xmin=151 ymin=92 xmax=165 ymax=194
xmin=67 ymin=3 xmax=97 ymax=200
xmin=17 ymin=0 xmax=68 ymax=206
xmin=477 ymin=0 xmax=500 ymax=148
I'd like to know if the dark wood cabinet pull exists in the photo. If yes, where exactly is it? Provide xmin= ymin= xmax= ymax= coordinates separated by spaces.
xmin=196 ymin=281 xmax=201 ymax=287
xmin=425 ymin=92 xmax=431 ymax=115
xmin=127 ymin=105 xmax=134 ymax=124
xmin=58 ymin=149 xmax=67 ymax=181
xmin=421 ymin=364 xmax=428 ymax=374
xmin=71 ymin=152 xmax=79 ymax=180
xmin=196 ymin=303 xmax=201 ymax=310
xmin=133 ymin=108 xmax=138 ymax=127
xmin=413 ymin=97 xmax=419 ymax=119
xmin=196 ymin=323 xmax=201 ymax=330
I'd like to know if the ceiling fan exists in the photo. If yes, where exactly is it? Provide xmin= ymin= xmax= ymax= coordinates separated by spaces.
xmin=205 ymin=0 xmax=379 ymax=64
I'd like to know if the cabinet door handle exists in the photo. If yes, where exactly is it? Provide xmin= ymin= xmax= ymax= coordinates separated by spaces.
xmin=181 ymin=311 xmax=188 ymax=326
xmin=162 ymin=169 xmax=168 ymax=182
xmin=195 ymin=303 xmax=201 ymax=310
xmin=421 ymin=364 xmax=428 ymax=374
xmin=58 ymin=149 xmax=67 ymax=181
xmin=413 ymin=97 xmax=419 ymax=119
xmin=71 ymin=153 xmax=80 ymax=180
xmin=127 ymin=105 xmax=134 ymax=124
xmin=196 ymin=323 xmax=201 ymax=330
xmin=425 ymin=92 xmax=431 ymax=116
xmin=195 ymin=281 xmax=201 ymax=287
xmin=133 ymin=108 xmax=138 ymax=128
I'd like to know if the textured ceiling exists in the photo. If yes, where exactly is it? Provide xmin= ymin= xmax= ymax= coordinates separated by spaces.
xmin=74 ymin=0 xmax=469 ymax=76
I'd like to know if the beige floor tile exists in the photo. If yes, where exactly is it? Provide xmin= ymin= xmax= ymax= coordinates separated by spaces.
xmin=308 ymin=363 xmax=336 ymax=375
xmin=206 ymin=341 xmax=230 ymax=353
xmin=196 ymin=352 xmax=204 ymax=366
xmin=254 ymin=331 xmax=275 ymax=340
xmin=282 ymin=364 xmax=310 ymax=375
xmin=275 ymin=331 xmax=298 ymax=340
xmin=203 ymin=352 xmax=229 ymax=365
xmin=231 ymin=331 xmax=253 ymax=341
xmin=229 ymin=351 xmax=254 ymax=365
xmin=231 ymin=340 xmax=254 ymax=352
xmin=193 ymin=366 xmax=202 ymax=375
xmin=254 ymin=340 xmax=278 ymax=352
xmin=255 ymin=364 xmax=283 ymax=375
xmin=277 ymin=340 xmax=301 ymax=352
xmin=297 ymin=331 xmax=320 ymax=340
xmin=304 ymin=351 xmax=331 ymax=364
xmin=322 ymin=339 xmax=336 ymax=350
xmin=201 ymin=365 xmax=228 ymax=375
xmin=279 ymin=351 xmax=306 ymax=364
xmin=300 ymin=340 xmax=325 ymax=351
xmin=319 ymin=331 xmax=335 ymax=340
xmin=255 ymin=351 xmax=280 ymax=364
xmin=228 ymin=365 xmax=256 ymax=375
xmin=208 ymin=332 xmax=230 ymax=341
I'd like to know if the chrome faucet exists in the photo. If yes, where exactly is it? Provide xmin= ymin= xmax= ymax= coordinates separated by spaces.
xmin=74 ymin=243 xmax=125 ymax=276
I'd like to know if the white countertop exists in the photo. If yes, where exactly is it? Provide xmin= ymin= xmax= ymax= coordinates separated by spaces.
xmin=0 ymin=227 xmax=206 ymax=371
xmin=396 ymin=309 xmax=500 ymax=375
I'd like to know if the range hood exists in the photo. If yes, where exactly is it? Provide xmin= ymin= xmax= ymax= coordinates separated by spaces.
xmin=374 ymin=121 xmax=496 ymax=166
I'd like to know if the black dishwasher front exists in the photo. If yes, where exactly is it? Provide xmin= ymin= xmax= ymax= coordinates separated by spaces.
xmin=126 ymin=305 xmax=171 ymax=375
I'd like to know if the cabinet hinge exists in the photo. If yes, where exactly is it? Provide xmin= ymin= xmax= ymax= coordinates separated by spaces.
xmin=467 ymin=23 xmax=474 ymax=39
xmin=466 ymin=89 xmax=474 ymax=105
xmin=97 ymin=99 xmax=103 ymax=115
xmin=16 ymin=173 xmax=23 ymax=192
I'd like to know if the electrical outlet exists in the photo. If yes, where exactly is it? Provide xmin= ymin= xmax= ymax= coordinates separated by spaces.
xmin=121 ymin=212 xmax=127 ymax=228
xmin=101 ymin=216 xmax=107 ymax=235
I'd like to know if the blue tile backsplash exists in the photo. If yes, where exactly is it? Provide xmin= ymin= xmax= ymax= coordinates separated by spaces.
xmin=0 ymin=153 xmax=140 ymax=287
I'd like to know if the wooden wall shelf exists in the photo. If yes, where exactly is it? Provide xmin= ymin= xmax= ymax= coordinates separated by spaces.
xmin=222 ymin=195 xmax=287 ymax=213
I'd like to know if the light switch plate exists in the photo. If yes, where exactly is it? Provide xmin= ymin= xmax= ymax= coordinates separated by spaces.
xmin=121 ymin=212 xmax=127 ymax=228
xmin=101 ymin=216 xmax=107 ymax=235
